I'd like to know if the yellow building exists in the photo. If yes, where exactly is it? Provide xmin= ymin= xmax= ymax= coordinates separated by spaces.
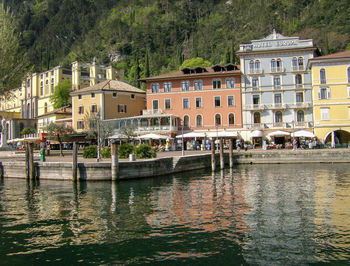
xmin=70 ymin=80 xmax=146 ymax=133
xmin=36 ymin=106 xmax=72 ymax=133
xmin=0 ymin=87 xmax=22 ymax=113
xmin=309 ymin=50 xmax=350 ymax=146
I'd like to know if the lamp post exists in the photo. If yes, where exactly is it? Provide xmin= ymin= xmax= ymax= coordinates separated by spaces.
xmin=181 ymin=120 xmax=184 ymax=156
xmin=96 ymin=112 xmax=101 ymax=162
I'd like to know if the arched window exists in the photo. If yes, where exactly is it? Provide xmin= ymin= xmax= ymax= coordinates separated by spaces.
xmin=271 ymin=59 xmax=276 ymax=72
xmin=45 ymin=80 xmax=49 ymax=94
xmin=295 ymin=74 xmax=302 ymax=88
xmin=44 ymin=102 xmax=48 ymax=114
xmin=255 ymin=60 xmax=260 ymax=73
xmin=249 ymin=60 xmax=254 ymax=73
xmin=320 ymin=69 xmax=326 ymax=84
xmin=228 ymin=113 xmax=235 ymax=125
xmin=27 ymin=103 xmax=30 ymax=118
xmin=297 ymin=110 xmax=304 ymax=122
xmin=253 ymin=112 xmax=260 ymax=124
xmin=51 ymin=78 xmax=55 ymax=93
xmin=275 ymin=111 xmax=282 ymax=123
xmin=183 ymin=115 xmax=190 ymax=127
xmin=215 ymin=114 xmax=221 ymax=126
xmin=292 ymin=57 xmax=298 ymax=71
xmin=40 ymin=81 xmax=43 ymax=96
xmin=298 ymin=57 xmax=304 ymax=70
xmin=196 ymin=115 xmax=202 ymax=127
xmin=347 ymin=67 xmax=350 ymax=83
xmin=276 ymin=58 xmax=282 ymax=72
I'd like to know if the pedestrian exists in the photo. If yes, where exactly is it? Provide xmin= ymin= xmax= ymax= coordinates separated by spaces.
xmin=293 ymin=138 xmax=297 ymax=151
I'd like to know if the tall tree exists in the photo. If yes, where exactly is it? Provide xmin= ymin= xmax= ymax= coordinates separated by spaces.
xmin=45 ymin=122 xmax=75 ymax=157
xmin=0 ymin=4 xmax=27 ymax=96
xmin=50 ymin=79 xmax=72 ymax=109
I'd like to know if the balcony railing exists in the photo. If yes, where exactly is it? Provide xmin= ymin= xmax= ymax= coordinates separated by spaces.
xmin=142 ymin=109 xmax=163 ymax=115
xmin=292 ymin=66 xmax=305 ymax=71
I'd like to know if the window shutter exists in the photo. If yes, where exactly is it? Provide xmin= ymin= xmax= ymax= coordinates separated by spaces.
xmin=327 ymin=88 xmax=331 ymax=99
xmin=125 ymin=105 xmax=127 ymax=113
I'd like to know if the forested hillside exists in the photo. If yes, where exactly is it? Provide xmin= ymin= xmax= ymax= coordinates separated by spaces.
xmin=2 ymin=0 xmax=350 ymax=87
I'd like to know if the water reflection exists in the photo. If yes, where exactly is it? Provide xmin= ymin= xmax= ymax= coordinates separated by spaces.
xmin=0 ymin=164 xmax=349 ymax=264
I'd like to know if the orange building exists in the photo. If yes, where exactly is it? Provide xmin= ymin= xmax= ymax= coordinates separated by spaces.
xmin=140 ymin=64 xmax=242 ymax=134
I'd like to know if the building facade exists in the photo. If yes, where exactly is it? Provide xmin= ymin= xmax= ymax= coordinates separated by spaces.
xmin=140 ymin=64 xmax=242 ymax=135
xmin=71 ymin=80 xmax=146 ymax=133
xmin=308 ymin=50 xmax=350 ymax=146
xmin=237 ymin=31 xmax=317 ymax=145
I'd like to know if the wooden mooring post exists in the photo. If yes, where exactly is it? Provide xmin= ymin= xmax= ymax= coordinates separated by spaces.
xmin=29 ymin=143 xmax=35 ymax=180
xmin=220 ymin=138 xmax=224 ymax=170
xmin=72 ymin=142 xmax=78 ymax=181
xmin=211 ymin=138 xmax=216 ymax=172
xmin=229 ymin=139 xmax=234 ymax=168
xmin=111 ymin=142 xmax=119 ymax=181
xmin=25 ymin=142 xmax=29 ymax=179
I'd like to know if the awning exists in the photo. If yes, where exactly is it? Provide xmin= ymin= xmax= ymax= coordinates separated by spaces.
xmin=267 ymin=130 xmax=290 ymax=137
xmin=108 ymin=133 xmax=129 ymax=139
xmin=291 ymin=130 xmax=315 ymax=138
xmin=251 ymin=130 xmax=263 ymax=137
xmin=207 ymin=131 xmax=238 ymax=138
xmin=176 ymin=132 xmax=206 ymax=138
xmin=137 ymin=133 xmax=168 ymax=140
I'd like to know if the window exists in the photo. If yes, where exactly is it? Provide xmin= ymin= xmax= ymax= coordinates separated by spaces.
xmin=249 ymin=60 xmax=255 ymax=73
xmin=318 ymin=87 xmax=330 ymax=99
xmin=228 ymin=113 xmax=235 ymax=125
xmin=253 ymin=112 xmax=260 ymax=124
xmin=196 ymin=115 xmax=202 ymax=127
xmin=183 ymin=115 xmax=190 ymax=127
xmin=90 ymin=120 xmax=97 ymax=129
xmin=273 ymin=76 xmax=281 ymax=89
xmin=297 ymin=110 xmax=304 ymax=122
xmin=40 ymin=81 xmax=43 ymax=96
xmin=292 ymin=57 xmax=298 ymax=71
xmin=181 ymin=80 xmax=190 ymax=91
xmin=249 ymin=60 xmax=260 ymax=73
xmin=183 ymin=98 xmax=189 ymax=109
xmin=78 ymin=105 xmax=84 ymax=114
xmin=321 ymin=108 xmax=329 ymax=120
xmin=194 ymin=80 xmax=202 ymax=90
xmin=118 ymin=104 xmax=127 ymax=113
xmin=45 ymin=80 xmax=49 ymax=94
xmin=213 ymin=79 xmax=221 ymax=89
xmin=226 ymin=78 xmax=235 ymax=88
xmin=253 ymin=95 xmax=260 ymax=106
xmin=152 ymin=100 xmax=159 ymax=110
xmin=112 ymin=92 xmax=117 ymax=98
xmin=44 ymin=103 xmax=48 ymax=114
xmin=298 ymin=57 xmax=304 ymax=70
xmin=130 ymin=94 xmax=135 ymax=99
xmin=320 ymin=69 xmax=326 ymax=84
xmin=271 ymin=58 xmax=282 ymax=72
xmin=348 ymin=67 xmax=350 ymax=83
xmin=215 ymin=114 xmax=222 ymax=126
xmin=151 ymin=83 xmax=160 ymax=93
xmin=228 ymin=96 xmax=235 ymax=106
xmin=51 ymin=78 xmax=54 ymax=93
xmin=195 ymin=97 xmax=202 ymax=108
xmin=255 ymin=60 xmax=261 ymax=73
xmin=214 ymin=96 xmax=221 ymax=107
xmin=252 ymin=77 xmax=259 ymax=89
xmin=91 ymin=104 xmax=97 ymax=113
xmin=163 ymin=82 xmax=172 ymax=92
xmin=77 ymin=120 xmax=84 ymax=130
xmin=274 ymin=93 xmax=282 ymax=106
xmin=165 ymin=99 xmax=171 ymax=110
xmin=275 ymin=111 xmax=282 ymax=123
xmin=78 ymin=95 xmax=82 ymax=100
xmin=27 ymin=79 xmax=30 ymax=87
xmin=295 ymin=74 xmax=302 ymax=88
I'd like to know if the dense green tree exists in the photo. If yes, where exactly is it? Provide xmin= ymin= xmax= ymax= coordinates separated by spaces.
xmin=45 ymin=122 xmax=74 ymax=157
xmin=49 ymin=79 xmax=71 ymax=109
xmin=179 ymin=57 xmax=212 ymax=69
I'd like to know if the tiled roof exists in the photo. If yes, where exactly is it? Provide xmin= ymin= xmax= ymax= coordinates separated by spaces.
xmin=70 ymin=80 xmax=145 ymax=96
xmin=139 ymin=64 xmax=240 ymax=81
xmin=310 ymin=50 xmax=350 ymax=60
xmin=36 ymin=106 xmax=72 ymax=118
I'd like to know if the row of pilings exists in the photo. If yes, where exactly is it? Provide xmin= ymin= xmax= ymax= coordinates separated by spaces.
xmin=210 ymin=138 xmax=234 ymax=171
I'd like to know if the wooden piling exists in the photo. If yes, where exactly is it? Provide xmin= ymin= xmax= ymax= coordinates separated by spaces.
xmin=229 ymin=138 xmax=234 ymax=168
xmin=25 ymin=142 xmax=29 ymax=179
xmin=72 ymin=142 xmax=78 ymax=181
xmin=29 ymin=142 xmax=35 ymax=180
xmin=219 ymin=138 xmax=224 ymax=170
xmin=211 ymin=138 xmax=216 ymax=172
xmin=111 ymin=142 xmax=119 ymax=181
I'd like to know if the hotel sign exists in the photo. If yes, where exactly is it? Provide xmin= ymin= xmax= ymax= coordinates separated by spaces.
xmin=243 ymin=40 xmax=298 ymax=51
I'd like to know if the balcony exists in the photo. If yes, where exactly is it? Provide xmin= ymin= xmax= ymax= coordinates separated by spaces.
xmin=292 ymin=66 xmax=305 ymax=72
xmin=142 ymin=109 xmax=163 ymax=115
xmin=288 ymin=102 xmax=312 ymax=109
xmin=244 ymin=104 xmax=265 ymax=111
xmin=270 ymin=67 xmax=285 ymax=74
xmin=248 ymin=69 xmax=263 ymax=75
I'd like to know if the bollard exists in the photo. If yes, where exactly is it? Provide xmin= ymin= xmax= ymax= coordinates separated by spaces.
xmin=211 ymin=138 xmax=216 ymax=172
xmin=220 ymin=138 xmax=224 ymax=170
xmin=111 ymin=142 xmax=119 ymax=181
xmin=72 ymin=142 xmax=78 ymax=182
xmin=229 ymin=139 xmax=234 ymax=168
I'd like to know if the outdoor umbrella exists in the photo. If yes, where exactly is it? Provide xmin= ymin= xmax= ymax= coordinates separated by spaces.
xmin=291 ymin=130 xmax=315 ymax=138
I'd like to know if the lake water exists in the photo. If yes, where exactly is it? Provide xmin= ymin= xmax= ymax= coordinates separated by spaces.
xmin=1 ymin=164 xmax=350 ymax=265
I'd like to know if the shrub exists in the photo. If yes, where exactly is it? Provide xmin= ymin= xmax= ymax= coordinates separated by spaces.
xmin=101 ymin=147 xmax=111 ymax=158
xmin=83 ymin=145 xmax=97 ymax=158
xmin=135 ymin=144 xmax=156 ymax=159
xmin=118 ymin=143 xmax=135 ymax=159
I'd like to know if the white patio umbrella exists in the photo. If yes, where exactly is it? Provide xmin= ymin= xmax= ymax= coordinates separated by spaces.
xmin=108 ymin=133 xmax=129 ymax=139
xmin=251 ymin=130 xmax=263 ymax=137
xmin=291 ymin=130 xmax=315 ymax=138
xmin=207 ymin=131 xmax=238 ymax=137
xmin=137 ymin=133 xmax=168 ymax=140
xmin=267 ymin=130 xmax=291 ymax=137
xmin=176 ymin=132 xmax=206 ymax=138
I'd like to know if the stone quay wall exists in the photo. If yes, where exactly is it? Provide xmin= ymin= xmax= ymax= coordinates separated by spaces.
xmin=1 ymin=149 xmax=349 ymax=181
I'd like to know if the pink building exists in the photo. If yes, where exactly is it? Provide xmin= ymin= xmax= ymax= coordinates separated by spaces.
xmin=141 ymin=64 xmax=242 ymax=135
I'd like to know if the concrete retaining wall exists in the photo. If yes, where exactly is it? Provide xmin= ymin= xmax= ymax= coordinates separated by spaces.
xmin=1 ymin=150 xmax=349 ymax=181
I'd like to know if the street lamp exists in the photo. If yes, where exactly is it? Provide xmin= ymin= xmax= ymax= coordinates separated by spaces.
xmin=181 ymin=120 xmax=184 ymax=156
xmin=96 ymin=112 xmax=101 ymax=162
